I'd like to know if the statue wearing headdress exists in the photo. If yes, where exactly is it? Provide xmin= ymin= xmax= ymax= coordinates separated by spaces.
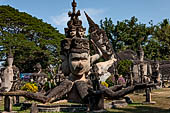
xmin=1 ymin=1 xmax=155 ymax=112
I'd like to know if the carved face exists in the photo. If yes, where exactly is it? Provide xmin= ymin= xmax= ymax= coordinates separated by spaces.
xmin=69 ymin=53 xmax=90 ymax=76
xmin=70 ymin=29 xmax=76 ymax=37
xmin=78 ymin=28 xmax=85 ymax=38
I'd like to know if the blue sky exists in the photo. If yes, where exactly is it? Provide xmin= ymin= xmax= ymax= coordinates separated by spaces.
xmin=0 ymin=0 xmax=170 ymax=34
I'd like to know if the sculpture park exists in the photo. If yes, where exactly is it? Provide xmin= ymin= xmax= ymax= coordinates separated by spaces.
xmin=0 ymin=0 xmax=170 ymax=113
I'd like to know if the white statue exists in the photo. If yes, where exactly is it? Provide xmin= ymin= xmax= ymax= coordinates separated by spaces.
xmin=1 ymin=53 xmax=14 ymax=92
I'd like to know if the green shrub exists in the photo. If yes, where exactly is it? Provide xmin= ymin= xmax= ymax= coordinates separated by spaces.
xmin=105 ymin=75 xmax=115 ymax=87
xmin=117 ymin=59 xmax=133 ymax=77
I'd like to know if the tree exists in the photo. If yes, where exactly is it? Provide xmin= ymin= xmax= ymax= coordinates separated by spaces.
xmin=117 ymin=60 xmax=133 ymax=77
xmin=0 ymin=5 xmax=65 ymax=72
xmin=100 ymin=17 xmax=170 ymax=60
xmin=100 ymin=17 xmax=152 ymax=53
xmin=144 ymin=19 xmax=170 ymax=60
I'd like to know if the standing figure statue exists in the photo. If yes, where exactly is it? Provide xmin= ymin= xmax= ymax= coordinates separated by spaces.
xmin=1 ymin=50 xmax=14 ymax=92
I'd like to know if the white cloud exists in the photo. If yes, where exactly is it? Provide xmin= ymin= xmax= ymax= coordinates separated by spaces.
xmin=80 ymin=8 xmax=105 ymax=25
xmin=51 ymin=12 xmax=69 ymax=27
xmin=50 ymin=8 xmax=105 ymax=33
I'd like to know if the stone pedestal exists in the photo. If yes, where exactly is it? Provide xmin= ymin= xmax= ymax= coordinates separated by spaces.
xmin=143 ymin=88 xmax=156 ymax=104
xmin=12 ymin=96 xmax=20 ymax=105
xmin=112 ymin=99 xmax=128 ymax=108
xmin=105 ymin=99 xmax=128 ymax=109
xmin=145 ymin=88 xmax=151 ymax=102
xmin=30 ymin=103 xmax=38 ymax=113
xmin=0 ymin=96 xmax=3 ymax=101
xmin=20 ymin=103 xmax=88 ymax=112
xmin=88 ymin=92 xmax=104 ymax=112
xmin=4 ymin=96 xmax=12 ymax=112
xmin=13 ymin=96 xmax=16 ymax=105
xmin=16 ymin=96 xmax=20 ymax=104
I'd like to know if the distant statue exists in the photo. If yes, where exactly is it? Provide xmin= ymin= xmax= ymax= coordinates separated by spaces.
xmin=31 ymin=63 xmax=48 ymax=91
xmin=138 ymin=45 xmax=144 ymax=62
xmin=1 ymin=50 xmax=14 ymax=92
xmin=152 ymin=62 xmax=161 ymax=85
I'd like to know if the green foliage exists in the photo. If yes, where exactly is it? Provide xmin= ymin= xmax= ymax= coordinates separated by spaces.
xmin=100 ymin=17 xmax=170 ymax=61
xmin=105 ymin=75 xmax=115 ymax=87
xmin=117 ymin=60 xmax=133 ymax=77
xmin=100 ymin=17 xmax=151 ymax=53
xmin=145 ymin=19 xmax=170 ymax=60
xmin=0 ymin=5 xmax=65 ymax=72
xmin=44 ymin=81 xmax=56 ymax=92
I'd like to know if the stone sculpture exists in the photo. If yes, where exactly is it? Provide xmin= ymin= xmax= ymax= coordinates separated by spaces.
xmin=0 ymin=0 xmax=156 ymax=112
xmin=1 ymin=50 xmax=14 ymax=92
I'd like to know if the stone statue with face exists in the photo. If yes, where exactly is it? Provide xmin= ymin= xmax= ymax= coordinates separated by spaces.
xmin=7 ymin=1 xmax=155 ymax=112
xmin=61 ymin=38 xmax=92 ymax=82
xmin=69 ymin=53 xmax=90 ymax=76
xmin=1 ymin=53 xmax=14 ymax=92
xmin=77 ymin=27 xmax=86 ymax=38
xmin=69 ymin=26 xmax=77 ymax=38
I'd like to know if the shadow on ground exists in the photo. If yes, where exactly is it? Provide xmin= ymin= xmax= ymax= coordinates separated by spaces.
xmin=107 ymin=105 xmax=170 ymax=113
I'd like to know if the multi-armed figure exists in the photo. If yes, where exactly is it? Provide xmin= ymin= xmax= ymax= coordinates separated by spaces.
xmin=0 ymin=0 xmax=155 ymax=111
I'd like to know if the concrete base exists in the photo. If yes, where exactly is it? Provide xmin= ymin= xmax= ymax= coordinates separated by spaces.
xmin=90 ymin=109 xmax=107 ymax=113
xmin=20 ymin=103 xmax=88 ymax=112
xmin=142 ymin=101 xmax=156 ymax=105
xmin=38 ymin=104 xmax=88 ymax=112
xmin=104 ymin=99 xmax=128 ymax=109
xmin=1 ymin=112 xmax=17 ymax=113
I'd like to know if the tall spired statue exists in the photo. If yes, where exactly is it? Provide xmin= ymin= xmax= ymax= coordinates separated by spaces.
xmin=0 ymin=1 xmax=155 ymax=112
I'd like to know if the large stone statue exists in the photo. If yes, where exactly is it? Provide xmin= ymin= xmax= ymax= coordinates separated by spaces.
xmin=0 ymin=0 xmax=155 ymax=112
xmin=1 ymin=50 xmax=14 ymax=92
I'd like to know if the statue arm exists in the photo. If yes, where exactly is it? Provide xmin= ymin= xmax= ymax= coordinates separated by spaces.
xmin=47 ymin=79 xmax=73 ymax=102
xmin=95 ymin=57 xmax=117 ymax=74
xmin=14 ymin=79 xmax=73 ymax=103
xmin=100 ymin=83 xmax=155 ymax=100
xmin=90 ymin=39 xmax=102 ymax=64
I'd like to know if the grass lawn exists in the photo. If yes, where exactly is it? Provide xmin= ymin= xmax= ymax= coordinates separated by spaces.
xmin=0 ymin=88 xmax=170 ymax=113
xmin=107 ymin=88 xmax=170 ymax=113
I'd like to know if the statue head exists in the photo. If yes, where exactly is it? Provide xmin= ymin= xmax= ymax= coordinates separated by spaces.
xmin=77 ymin=27 xmax=86 ymax=38
xmin=69 ymin=52 xmax=90 ymax=76
xmin=7 ymin=57 xmax=13 ymax=67
xmin=61 ymin=37 xmax=90 ymax=77
xmin=7 ymin=49 xmax=13 ymax=67
xmin=68 ymin=38 xmax=90 ymax=76
xmin=60 ymin=0 xmax=91 ymax=78
xmin=34 ymin=63 xmax=42 ymax=73
xmin=69 ymin=26 xmax=77 ymax=37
